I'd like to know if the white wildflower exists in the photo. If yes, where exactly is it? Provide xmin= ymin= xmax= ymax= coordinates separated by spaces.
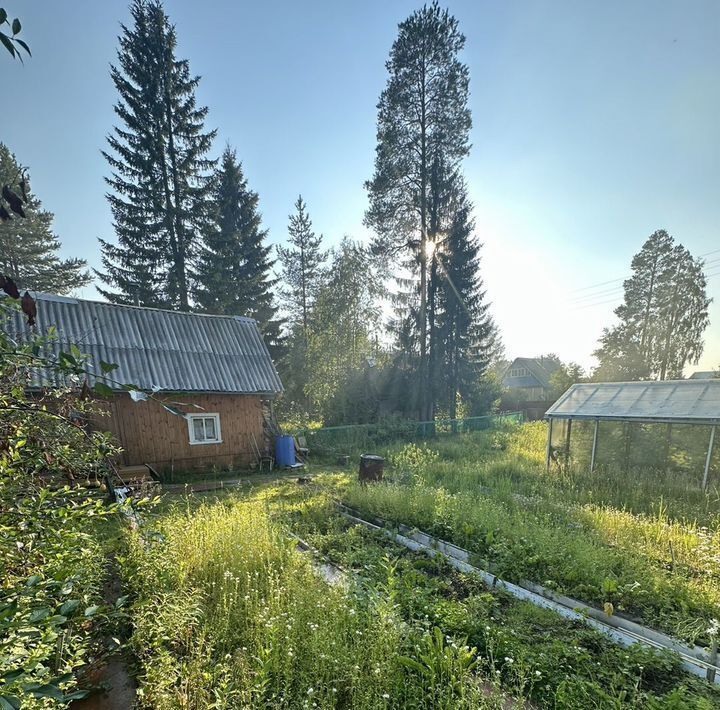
xmin=708 ymin=619 xmax=720 ymax=638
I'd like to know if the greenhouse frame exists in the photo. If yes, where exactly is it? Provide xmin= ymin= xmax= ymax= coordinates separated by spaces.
xmin=545 ymin=379 xmax=720 ymax=488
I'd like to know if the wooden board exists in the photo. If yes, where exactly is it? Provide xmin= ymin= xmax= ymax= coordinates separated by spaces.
xmin=91 ymin=393 xmax=269 ymax=472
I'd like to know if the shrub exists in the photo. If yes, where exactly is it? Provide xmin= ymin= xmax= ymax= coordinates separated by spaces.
xmin=0 ymin=308 xmax=122 ymax=707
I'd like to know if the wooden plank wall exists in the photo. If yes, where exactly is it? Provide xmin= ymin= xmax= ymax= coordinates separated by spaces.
xmin=91 ymin=393 xmax=268 ymax=472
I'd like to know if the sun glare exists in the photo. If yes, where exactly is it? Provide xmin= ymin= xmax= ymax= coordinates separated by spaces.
xmin=424 ymin=239 xmax=436 ymax=259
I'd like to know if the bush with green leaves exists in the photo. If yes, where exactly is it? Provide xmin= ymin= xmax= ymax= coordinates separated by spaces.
xmin=0 ymin=306 xmax=122 ymax=707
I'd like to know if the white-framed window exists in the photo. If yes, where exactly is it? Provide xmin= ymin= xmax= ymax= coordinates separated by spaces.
xmin=187 ymin=413 xmax=222 ymax=445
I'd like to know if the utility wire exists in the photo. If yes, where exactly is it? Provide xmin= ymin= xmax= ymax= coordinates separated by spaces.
xmin=570 ymin=286 xmax=625 ymax=304
xmin=569 ymin=246 xmax=720 ymax=296
xmin=569 ymin=268 xmax=720 ymax=311
xmin=570 ymin=277 xmax=624 ymax=294
xmin=570 ymin=296 xmax=623 ymax=312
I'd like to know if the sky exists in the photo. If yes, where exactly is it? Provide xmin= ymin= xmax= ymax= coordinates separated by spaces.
xmin=4 ymin=0 xmax=720 ymax=373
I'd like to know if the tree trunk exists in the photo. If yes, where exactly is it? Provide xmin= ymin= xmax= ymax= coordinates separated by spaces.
xmin=427 ymin=257 xmax=438 ymax=423
xmin=301 ymin=242 xmax=307 ymax=337
xmin=639 ymin=259 xmax=658 ymax=361
xmin=359 ymin=454 xmax=384 ymax=483
xmin=418 ymin=46 xmax=428 ymax=422
xmin=659 ymin=280 xmax=681 ymax=380
xmin=164 ymin=82 xmax=189 ymax=311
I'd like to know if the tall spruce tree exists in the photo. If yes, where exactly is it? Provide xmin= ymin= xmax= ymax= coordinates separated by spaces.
xmin=0 ymin=143 xmax=90 ymax=293
xmin=365 ymin=2 xmax=471 ymax=420
xmin=97 ymin=0 xmax=215 ymax=310
xmin=195 ymin=146 xmax=282 ymax=347
xmin=276 ymin=196 xmax=327 ymax=407
xmin=277 ymin=196 xmax=327 ymax=335
xmin=594 ymin=230 xmax=710 ymax=381
xmin=433 ymin=186 xmax=495 ymax=418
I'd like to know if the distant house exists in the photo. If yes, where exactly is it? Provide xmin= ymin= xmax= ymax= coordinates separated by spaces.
xmin=500 ymin=357 xmax=562 ymax=420
xmin=8 ymin=293 xmax=283 ymax=473
xmin=501 ymin=357 xmax=561 ymax=401
xmin=689 ymin=371 xmax=718 ymax=380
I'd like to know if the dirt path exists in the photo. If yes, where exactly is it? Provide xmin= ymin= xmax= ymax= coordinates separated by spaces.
xmin=71 ymin=557 xmax=137 ymax=710
xmin=71 ymin=655 xmax=136 ymax=710
xmin=161 ymin=469 xmax=319 ymax=494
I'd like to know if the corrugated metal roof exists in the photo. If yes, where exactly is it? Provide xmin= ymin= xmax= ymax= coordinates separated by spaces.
xmin=547 ymin=380 xmax=720 ymax=424
xmin=4 ymin=293 xmax=283 ymax=395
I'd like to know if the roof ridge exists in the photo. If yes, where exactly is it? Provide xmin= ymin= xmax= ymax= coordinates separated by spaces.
xmin=31 ymin=292 xmax=258 ymax=323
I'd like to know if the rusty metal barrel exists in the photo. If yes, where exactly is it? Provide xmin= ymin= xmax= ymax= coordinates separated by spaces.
xmin=358 ymin=454 xmax=384 ymax=483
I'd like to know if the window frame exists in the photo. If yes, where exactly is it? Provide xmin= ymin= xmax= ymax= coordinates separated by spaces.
xmin=509 ymin=367 xmax=529 ymax=378
xmin=187 ymin=413 xmax=223 ymax=445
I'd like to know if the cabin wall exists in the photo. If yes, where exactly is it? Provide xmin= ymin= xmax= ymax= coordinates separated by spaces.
xmin=91 ymin=393 xmax=269 ymax=472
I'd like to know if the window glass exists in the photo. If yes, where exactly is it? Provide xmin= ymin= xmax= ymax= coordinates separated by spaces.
xmin=189 ymin=414 xmax=221 ymax=444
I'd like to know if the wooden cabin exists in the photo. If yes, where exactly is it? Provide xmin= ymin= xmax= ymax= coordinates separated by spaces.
xmin=12 ymin=293 xmax=283 ymax=473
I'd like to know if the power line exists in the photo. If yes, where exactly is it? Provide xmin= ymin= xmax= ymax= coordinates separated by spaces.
xmin=569 ymin=246 xmax=720 ymax=295
xmin=570 ymin=296 xmax=623 ymax=312
xmin=569 ymin=286 xmax=625 ymax=304
xmin=569 ymin=277 xmax=624 ymax=294
xmin=571 ymin=271 xmax=720 ymax=313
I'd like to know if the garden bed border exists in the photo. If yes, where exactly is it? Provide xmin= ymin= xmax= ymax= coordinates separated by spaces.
xmin=336 ymin=503 xmax=720 ymax=685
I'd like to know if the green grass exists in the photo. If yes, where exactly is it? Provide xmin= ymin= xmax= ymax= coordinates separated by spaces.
xmin=122 ymin=493 xmax=510 ymax=708
xmin=121 ymin=421 xmax=720 ymax=708
xmin=336 ymin=424 xmax=720 ymax=644
xmin=342 ymin=480 xmax=720 ymax=643
xmin=264 ymin=480 xmax=720 ymax=708
xmin=372 ymin=422 xmax=720 ymax=525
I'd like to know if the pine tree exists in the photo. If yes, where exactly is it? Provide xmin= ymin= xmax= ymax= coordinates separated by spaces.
xmin=654 ymin=244 xmax=709 ymax=380
xmin=277 ymin=196 xmax=327 ymax=335
xmin=195 ymin=146 xmax=283 ymax=348
xmin=0 ymin=143 xmax=90 ymax=293
xmin=365 ymin=2 xmax=471 ymax=420
xmin=97 ymin=0 xmax=215 ymax=310
xmin=594 ymin=230 xmax=710 ymax=380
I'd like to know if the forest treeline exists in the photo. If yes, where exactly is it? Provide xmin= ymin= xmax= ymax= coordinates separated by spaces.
xmin=0 ymin=1 xmax=714 ymax=428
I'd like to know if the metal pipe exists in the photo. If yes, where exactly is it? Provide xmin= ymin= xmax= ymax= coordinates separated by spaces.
xmin=565 ymin=419 xmax=572 ymax=467
xmin=546 ymin=418 xmax=553 ymax=472
xmin=703 ymin=425 xmax=716 ymax=491
xmin=623 ymin=421 xmax=632 ymax=473
xmin=590 ymin=419 xmax=599 ymax=473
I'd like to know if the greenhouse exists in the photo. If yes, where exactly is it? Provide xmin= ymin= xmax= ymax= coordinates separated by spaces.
xmin=545 ymin=380 xmax=720 ymax=488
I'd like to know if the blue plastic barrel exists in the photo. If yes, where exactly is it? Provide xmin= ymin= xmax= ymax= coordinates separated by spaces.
xmin=275 ymin=435 xmax=296 ymax=467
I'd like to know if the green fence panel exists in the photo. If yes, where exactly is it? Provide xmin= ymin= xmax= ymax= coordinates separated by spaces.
xmin=295 ymin=412 xmax=523 ymax=456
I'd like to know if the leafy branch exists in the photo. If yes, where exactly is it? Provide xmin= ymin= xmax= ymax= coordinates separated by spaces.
xmin=0 ymin=7 xmax=30 ymax=61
